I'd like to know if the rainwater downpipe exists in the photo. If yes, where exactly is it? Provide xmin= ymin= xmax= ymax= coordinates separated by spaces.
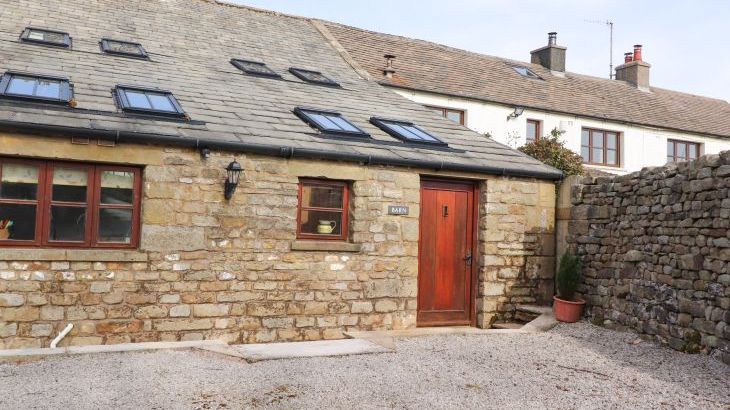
xmin=50 ymin=323 xmax=73 ymax=348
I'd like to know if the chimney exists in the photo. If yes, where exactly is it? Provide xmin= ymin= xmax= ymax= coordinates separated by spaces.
xmin=383 ymin=54 xmax=396 ymax=79
xmin=530 ymin=32 xmax=567 ymax=72
xmin=615 ymin=44 xmax=651 ymax=90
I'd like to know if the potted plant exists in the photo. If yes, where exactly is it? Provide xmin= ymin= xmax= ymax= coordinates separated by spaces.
xmin=553 ymin=252 xmax=585 ymax=322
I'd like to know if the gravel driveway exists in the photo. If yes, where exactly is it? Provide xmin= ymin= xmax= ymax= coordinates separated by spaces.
xmin=1 ymin=323 xmax=728 ymax=409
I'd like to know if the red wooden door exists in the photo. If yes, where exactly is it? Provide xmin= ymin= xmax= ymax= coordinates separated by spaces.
xmin=418 ymin=179 xmax=476 ymax=326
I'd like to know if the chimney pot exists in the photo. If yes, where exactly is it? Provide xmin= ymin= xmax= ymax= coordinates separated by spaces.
xmin=383 ymin=54 xmax=396 ymax=78
xmin=633 ymin=44 xmax=643 ymax=62
xmin=548 ymin=32 xmax=557 ymax=46
xmin=624 ymin=52 xmax=633 ymax=63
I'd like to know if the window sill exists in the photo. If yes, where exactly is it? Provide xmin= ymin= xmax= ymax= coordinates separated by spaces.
xmin=290 ymin=241 xmax=361 ymax=253
xmin=0 ymin=248 xmax=148 ymax=262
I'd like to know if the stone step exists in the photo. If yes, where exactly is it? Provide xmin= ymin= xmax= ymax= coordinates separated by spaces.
xmin=515 ymin=304 xmax=552 ymax=316
xmin=491 ymin=322 xmax=524 ymax=330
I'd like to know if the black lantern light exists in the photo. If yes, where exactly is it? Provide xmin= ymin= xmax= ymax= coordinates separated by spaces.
xmin=224 ymin=160 xmax=242 ymax=200
xmin=507 ymin=106 xmax=525 ymax=120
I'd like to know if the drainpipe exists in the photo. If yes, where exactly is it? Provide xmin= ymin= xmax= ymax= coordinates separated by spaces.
xmin=50 ymin=323 xmax=73 ymax=348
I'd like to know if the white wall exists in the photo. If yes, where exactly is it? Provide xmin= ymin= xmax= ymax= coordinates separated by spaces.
xmin=394 ymin=88 xmax=730 ymax=175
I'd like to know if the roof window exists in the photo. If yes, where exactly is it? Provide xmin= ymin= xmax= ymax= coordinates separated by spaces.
xmin=0 ymin=72 xmax=73 ymax=104
xmin=20 ymin=28 xmax=71 ymax=47
xmin=512 ymin=65 xmax=542 ymax=79
xmin=289 ymin=68 xmax=339 ymax=87
xmin=100 ymin=39 xmax=148 ymax=58
xmin=370 ymin=117 xmax=445 ymax=145
xmin=231 ymin=59 xmax=280 ymax=78
xmin=114 ymin=86 xmax=185 ymax=117
xmin=294 ymin=107 xmax=368 ymax=137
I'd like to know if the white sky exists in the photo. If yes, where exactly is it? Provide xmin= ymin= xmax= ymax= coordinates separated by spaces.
xmin=231 ymin=0 xmax=730 ymax=102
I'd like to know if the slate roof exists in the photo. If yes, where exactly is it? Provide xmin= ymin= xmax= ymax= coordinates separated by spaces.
xmin=323 ymin=22 xmax=730 ymax=139
xmin=0 ymin=0 xmax=561 ymax=179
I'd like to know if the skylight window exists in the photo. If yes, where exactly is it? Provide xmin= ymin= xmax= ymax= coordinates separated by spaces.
xmin=512 ymin=65 xmax=542 ymax=79
xmin=20 ymin=28 xmax=71 ymax=47
xmin=0 ymin=72 xmax=73 ymax=104
xmin=114 ymin=86 xmax=185 ymax=117
xmin=100 ymin=39 xmax=148 ymax=58
xmin=289 ymin=68 xmax=339 ymax=87
xmin=294 ymin=107 xmax=368 ymax=137
xmin=370 ymin=117 xmax=445 ymax=145
xmin=231 ymin=59 xmax=280 ymax=78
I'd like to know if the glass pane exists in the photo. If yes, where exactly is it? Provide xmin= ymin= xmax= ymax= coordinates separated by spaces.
xmin=100 ymin=171 xmax=134 ymax=204
xmin=581 ymin=147 xmax=590 ymax=162
xmin=35 ymin=79 xmax=61 ymax=99
xmin=404 ymin=125 xmax=438 ymax=142
xmin=98 ymin=208 xmax=132 ymax=243
xmin=27 ymin=30 xmax=46 ymax=41
xmin=526 ymin=121 xmax=537 ymax=141
xmin=299 ymin=210 xmax=343 ymax=236
xmin=581 ymin=130 xmax=589 ymax=146
xmin=667 ymin=142 xmax=674 ymax=156
xmin=124 ymin=91 xmax=152 ymax=109
xmin=1 ymin=163 xmax=39 ymax=200
xmin=302 ymin=184 xmax=344 ymax=209
xmin=44 ymin=32 xmax=66 ymax=43
xmin=6 ymin=77 xmax=36 ymax=96
xmin=49 ymin=206 xmax=86 ymax=241
xmin=307 ymin=113 xmax=339 ymax=131
xmin=591 ymin=131 xmax=604 ymax=148
xmin=52 ymin=167 xmax=88 ymax=202
xmin=606 ymin=133 xmax=617 ymax=149
xmin=676 ymin=143 xmax=686 ymax=159
xmin=0 ymin=204 xmax=36 ymax=241
xmin=328 ymin=116 xmax=360 ymax=133
xmin=606 ymin=149 xmax=617 ymax=165
xmin=592 ymin=148 xmax=604 ymax=164
xmin=667 ymin=156 xmax=675 ymax=164
xmin=689 ymin=145 xmax=698 ymax=159
xmin=108 ymin=41 xmax=142 ymax=55
xmin=445 ymin=111 xmax=462 ymax=123
xmin=148 ymin=94 xmax=175 ymax=112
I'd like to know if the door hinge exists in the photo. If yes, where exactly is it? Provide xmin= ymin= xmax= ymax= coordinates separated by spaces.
xmin=465 ymin=250 xmax=472 ymax=265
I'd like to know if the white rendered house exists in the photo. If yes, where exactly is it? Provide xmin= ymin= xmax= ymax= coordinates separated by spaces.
xmin=322 ymin=26 xmax=730 ymax=174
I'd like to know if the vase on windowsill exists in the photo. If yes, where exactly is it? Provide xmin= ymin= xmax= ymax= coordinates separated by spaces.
xmin=0 ymin=229 xmax=9 ymax=240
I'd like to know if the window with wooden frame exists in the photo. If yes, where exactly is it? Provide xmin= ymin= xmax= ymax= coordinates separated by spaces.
xmin=0 ymin=158 xmax=141 ymax=248
xmin=426 ymin=105 xmax=465 ymax=125
xmin=581 ymin=128 xmax=620 ymax=166
xmin=526 ymin=119 xmax=541 ymax=143
xmin=667 ymin=139 xmax=700 ymax=163
xmin=297 ymin=179 xmax=349 ymax=241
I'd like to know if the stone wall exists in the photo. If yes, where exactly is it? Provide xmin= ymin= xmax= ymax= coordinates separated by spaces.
xmin=0 ymin=133 xmax=555 ymax=349
xmin=561 ymin=152 xmax=730 ymax=364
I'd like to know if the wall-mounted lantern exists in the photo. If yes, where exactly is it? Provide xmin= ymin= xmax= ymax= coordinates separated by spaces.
xmin=507 ymin=106 xmax=525 ymax=120
xmin=224 ymin=160 xmax=242 ymax=200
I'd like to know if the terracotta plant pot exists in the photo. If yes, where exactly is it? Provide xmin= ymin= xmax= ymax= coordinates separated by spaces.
xmin=0 ymin=229 xmax=8 ymax=240
xmin=553 ymin=295 xmax=586 ymax=323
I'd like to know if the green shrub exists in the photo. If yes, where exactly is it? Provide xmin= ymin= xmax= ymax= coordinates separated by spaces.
xmin=518 ymin=128 xmax=584 ymax=176
xmin=556 ymin=252 xmax=582 ymax=301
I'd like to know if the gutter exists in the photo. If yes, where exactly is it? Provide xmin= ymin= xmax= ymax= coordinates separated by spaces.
xmin=0 ymin=120 xmax=563 ymax=180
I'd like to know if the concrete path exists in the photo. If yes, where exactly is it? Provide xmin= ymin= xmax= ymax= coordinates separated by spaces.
xmin=234 ymin=338 xmax=392 ymax=362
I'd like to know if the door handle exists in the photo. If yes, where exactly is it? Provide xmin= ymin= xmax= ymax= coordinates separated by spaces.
xmin=464 ymin=250 xmax=472 ymax=265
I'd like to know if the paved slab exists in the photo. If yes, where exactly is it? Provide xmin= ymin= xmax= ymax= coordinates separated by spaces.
xmin=0 ymin=340 xmax=225 ymax=360
xmin=234 ymin=338 xmax=392 ymax=362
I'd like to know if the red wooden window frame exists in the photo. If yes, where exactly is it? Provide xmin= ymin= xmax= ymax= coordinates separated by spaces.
xmin=526 ymin=119 xmax=541 ymax=143
xmin=0 ymin=157 xmax=142 ymax=248
xmin=581 ymin=128 xmax=621 ymax=167
xmin=426 ymin=105 xmax=465 ymax=125
xmin=296 ymin=179 xmax=349 ymax=241
xmin=667 ymin=140 xmax=700 ymax=163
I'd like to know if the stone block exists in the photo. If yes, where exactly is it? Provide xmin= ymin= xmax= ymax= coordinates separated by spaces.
xmin=2 ymin=307 xmax=39 ymax=322
xmin=193 ymin=304 xmax=230 ymax=317
xmin=0 ymin=293 xmax=24 ymax=307
xmin=153 ymin=319 xmax=214 ymax=331
xmin=374 ymin=299 xmax=398 ymax=313
xmin=169 ymin=305 xmax=191 ymax=317
xmin=141 ymin=225 xmax=206 ymax=251
xmin=96 ymin=320 xmax=143 ymax=334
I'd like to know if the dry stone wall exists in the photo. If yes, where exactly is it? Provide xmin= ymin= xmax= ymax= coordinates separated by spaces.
xmin=563 ymin=152 xmax=730 ymax=364
xmin=0 ymin=135 xmax=556 ymax=349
